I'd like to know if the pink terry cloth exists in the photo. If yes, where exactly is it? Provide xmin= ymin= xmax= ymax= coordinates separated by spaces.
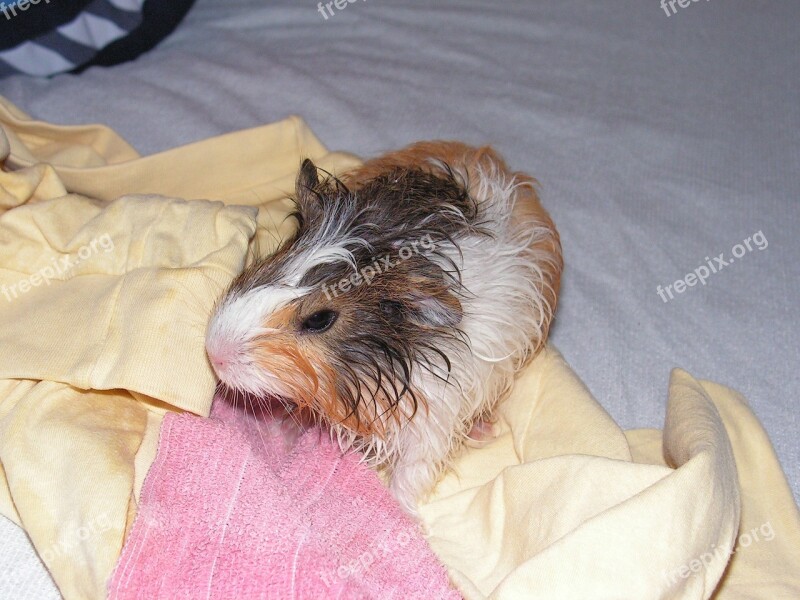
xmin=107 ymin=395 xmax=461 ymax=600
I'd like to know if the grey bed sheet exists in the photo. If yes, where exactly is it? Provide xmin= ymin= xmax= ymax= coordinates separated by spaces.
xmin=1 ymin=0 xmax=798 ymax=597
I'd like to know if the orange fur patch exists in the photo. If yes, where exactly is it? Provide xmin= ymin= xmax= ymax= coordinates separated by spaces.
xmin=253 ymin=305 xmax=394 ymax=436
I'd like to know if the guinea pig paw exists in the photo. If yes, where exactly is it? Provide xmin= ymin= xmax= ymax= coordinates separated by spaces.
xmin=464 ymin=419 xmax=495 ymax=447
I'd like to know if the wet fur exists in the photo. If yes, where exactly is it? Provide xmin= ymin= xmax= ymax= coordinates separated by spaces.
xmin=206 ymin=141 xmax=562 ymax=512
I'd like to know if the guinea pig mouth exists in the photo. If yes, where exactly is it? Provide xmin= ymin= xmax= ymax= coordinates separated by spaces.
xmin=214 ymin=383 xmax=299 ymax=415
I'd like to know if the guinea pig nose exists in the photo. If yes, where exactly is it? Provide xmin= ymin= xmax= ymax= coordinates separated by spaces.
xmin=206 ymin=341 xmax=238 ymax=377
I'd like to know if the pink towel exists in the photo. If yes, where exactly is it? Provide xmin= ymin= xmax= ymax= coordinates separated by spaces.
xmin=107 ymin=396 xmax=461 ymax=600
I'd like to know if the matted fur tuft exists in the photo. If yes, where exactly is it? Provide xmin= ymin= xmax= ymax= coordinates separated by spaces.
xmin=206 ymin=141 xmax=562 ymax=512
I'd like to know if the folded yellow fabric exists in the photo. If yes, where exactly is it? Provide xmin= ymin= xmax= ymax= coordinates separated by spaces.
xmin=422 ymin=350 xmax=800 ymax=599
xmin=0 ymin=98 xmax=360 ymax=600
xmin=1 ymin=97 xmax=798 ymax=600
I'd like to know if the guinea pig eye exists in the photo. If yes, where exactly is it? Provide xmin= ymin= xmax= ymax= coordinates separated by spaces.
xmin=300 ymin=309 xmax=338 ymax=333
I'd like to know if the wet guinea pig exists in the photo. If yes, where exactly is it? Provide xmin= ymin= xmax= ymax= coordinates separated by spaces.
xmin=205 ymin=141 xmax=562 ymax=513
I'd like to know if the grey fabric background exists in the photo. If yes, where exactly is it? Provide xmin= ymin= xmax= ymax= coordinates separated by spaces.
xmin=1 ymin=1 xmax=797 ymax=598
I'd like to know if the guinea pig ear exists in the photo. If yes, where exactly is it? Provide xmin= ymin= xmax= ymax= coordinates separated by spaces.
xmin=294 ymin=159 xmax=324 ymax=227
xmin=405 ymin=287 xmax=463 ymax=329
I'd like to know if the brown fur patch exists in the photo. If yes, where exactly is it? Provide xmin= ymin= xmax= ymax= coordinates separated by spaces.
xmin=344 ymin=140 xmax=563 ymax=359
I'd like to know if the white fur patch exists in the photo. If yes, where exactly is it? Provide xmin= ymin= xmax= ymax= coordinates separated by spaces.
xmin=206 ymin=286 xmax=307 ymax=395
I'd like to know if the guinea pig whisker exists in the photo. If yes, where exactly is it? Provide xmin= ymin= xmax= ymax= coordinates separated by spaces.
xmin=242 ymin=393 xmax=270 ymax=455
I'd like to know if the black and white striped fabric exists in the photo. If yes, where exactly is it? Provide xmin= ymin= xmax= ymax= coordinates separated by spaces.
xmin=0 ymin=0 xmax=195 ymax=78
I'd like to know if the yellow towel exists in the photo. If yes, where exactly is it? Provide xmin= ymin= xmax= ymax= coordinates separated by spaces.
xmin=0 ymin=97 xmax=797 ymax=600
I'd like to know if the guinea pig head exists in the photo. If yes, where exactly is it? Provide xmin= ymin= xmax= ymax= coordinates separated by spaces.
xmin=205 ymin=159 xmax=464 ymax=437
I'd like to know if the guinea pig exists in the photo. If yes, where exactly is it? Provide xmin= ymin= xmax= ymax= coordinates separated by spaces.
xmin=205 ymin=141 xmax=562 ymax=513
